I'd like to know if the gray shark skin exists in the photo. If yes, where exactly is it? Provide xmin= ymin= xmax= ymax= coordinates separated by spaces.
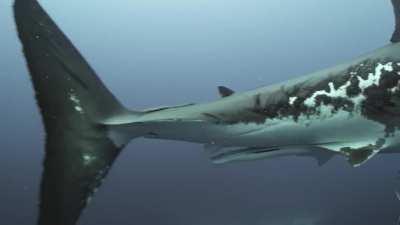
xmin=13 ymin=0 xmax=400 ymax=224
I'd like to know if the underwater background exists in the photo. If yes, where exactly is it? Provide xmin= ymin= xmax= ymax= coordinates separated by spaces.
xmin=0 ymin=0 xmax=399 ymax=224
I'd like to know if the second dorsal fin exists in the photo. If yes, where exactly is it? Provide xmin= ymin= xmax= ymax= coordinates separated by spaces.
xmin=218 ymin=86 xmax=235 ymax=98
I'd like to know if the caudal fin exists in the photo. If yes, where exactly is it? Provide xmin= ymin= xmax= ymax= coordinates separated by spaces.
xmin=14 ymin=0 xmax=138 ymax=224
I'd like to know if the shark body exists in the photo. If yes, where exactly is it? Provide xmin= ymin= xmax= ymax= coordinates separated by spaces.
xmin=107 ymin=43 xmax=400 ymax=166
xmin=13 ymin=0 xmax=400 ymax=224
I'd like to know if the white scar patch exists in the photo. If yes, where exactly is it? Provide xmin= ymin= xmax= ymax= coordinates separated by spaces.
xmin=289 ymin=96 xmax=298 ymax=105
xmin=82 ymin=154 xmax=96 ymax=166
xmin=357 ymin=62 xmax=393 ymax=90
xmin=302 ymin=62 xmax=394 ymax=112
xmin=303 ymin=81 xmax=352 ymax=107
xmin=75 ymin=106 xmax=83 ymax=112
xmin=390 ymin=80 xmax=400 ymax=93
xmin=69 ymin=93 xmax=84 ymax=114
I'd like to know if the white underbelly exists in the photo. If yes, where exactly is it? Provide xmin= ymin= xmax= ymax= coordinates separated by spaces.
xmin=201 ymin=110 xmax=399 ymax=149
xmin=148 ymin=108 xmax=400 ymax=151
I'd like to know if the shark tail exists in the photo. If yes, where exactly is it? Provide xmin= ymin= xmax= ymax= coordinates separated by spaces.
xmin=14 ymin=0 xmax=143 ymax=224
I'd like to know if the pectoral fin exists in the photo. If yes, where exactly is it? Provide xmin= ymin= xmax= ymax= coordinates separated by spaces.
xmin=340 ymin=138 xmax=386 ymax=167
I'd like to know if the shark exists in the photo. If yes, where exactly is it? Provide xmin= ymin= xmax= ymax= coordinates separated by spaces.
xmin=12 ymin=0 xmax=400 ymax=224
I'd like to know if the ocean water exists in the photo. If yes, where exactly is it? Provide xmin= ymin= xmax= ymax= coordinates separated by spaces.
xmin=0 ymin=0 xmax=399 ymax=224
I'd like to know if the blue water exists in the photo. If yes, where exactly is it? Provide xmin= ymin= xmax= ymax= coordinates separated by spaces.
xmin=0 ymin=0 xmax=399 ymax=224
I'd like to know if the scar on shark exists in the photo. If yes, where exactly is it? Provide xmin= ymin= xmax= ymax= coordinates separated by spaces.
xmin=13 ymin=0 xmax=400 ymax=224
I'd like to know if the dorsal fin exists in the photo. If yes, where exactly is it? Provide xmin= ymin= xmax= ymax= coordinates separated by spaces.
xmin=391 ymin=0 xmax=400 ymax=43
xmin=218 ymin=86 xmax=235 ymax=98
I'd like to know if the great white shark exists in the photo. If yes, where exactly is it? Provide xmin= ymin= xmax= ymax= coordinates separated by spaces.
xmin=12 ymin=0 xmax=400 ymax=224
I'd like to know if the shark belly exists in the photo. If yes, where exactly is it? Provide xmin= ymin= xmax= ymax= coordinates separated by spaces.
xmin=145 ymin=109 xmax=394 ymax=149
xmin=139 ymin=105 xmax=400 ymax=167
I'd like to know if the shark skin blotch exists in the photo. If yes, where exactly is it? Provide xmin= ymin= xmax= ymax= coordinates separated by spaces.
xmin=13 ymin=0 xmax=400 ymax=225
